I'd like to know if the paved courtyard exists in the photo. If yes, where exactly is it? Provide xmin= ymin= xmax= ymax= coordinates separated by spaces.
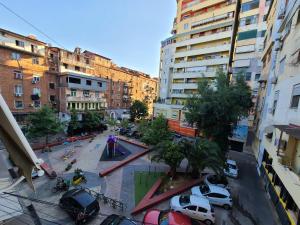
xmin=11 ymin=131 xmax=280 ymax=225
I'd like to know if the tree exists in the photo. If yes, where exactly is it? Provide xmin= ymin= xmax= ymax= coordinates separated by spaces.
xmin=129 ymin=100 xmax=148 ymax=122
xmin=181 ymin=138 xmax=224 ymax=178
xmin=151 ymin=140 xmax=184 ymax=178
xmin=67 ymin=109 xmax=80 ymax=135
xmin=82 ymin=111 xmax=102 ymax=132
xmin=28 ymin=106 xmax=63 ymax=147
xmin=185 ymin=70 xmax=252 ymax=153
xmin=141 ymin=115 xmax=171 ymax=146
xmin=120 ymin=119 xmax=129 ymax=129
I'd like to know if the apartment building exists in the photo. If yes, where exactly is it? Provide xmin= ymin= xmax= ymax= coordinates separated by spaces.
xmin=154 ymin=0 xmax=238 ymax=136
xmin=233 ymin=0 xmax=270 ymax=126
xmin=0 ymin=28 xmax=59 ymax=124
xmin=253 ymin=0 xmax=300 ymax=224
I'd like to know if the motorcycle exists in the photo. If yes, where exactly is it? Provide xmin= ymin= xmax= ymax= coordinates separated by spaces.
xmin=52 ymin=177 xmax=70 ymax=193
xmin=72 ymin=169 xmax=87 ymax=185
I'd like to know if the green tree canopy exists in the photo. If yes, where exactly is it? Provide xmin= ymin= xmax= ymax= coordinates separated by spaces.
xmin=185 ymin=70 xmax=252 ymax=153
xmin=151 ymin=140 xmax=184 ymax=178
xmin=28 ymin=106 xmax=63 ymax=145
xmin=129 ymin=100 xmax=148 ymax=122
xmin=82 ymin=111 xmax=102 ymax=131
xmin=141 ymin=115 xmax=171 ymax=146
xmin=181 ymin=138 xmax=224 ymax=177
xmin=67 ymin=108 xmax=80 ymax=135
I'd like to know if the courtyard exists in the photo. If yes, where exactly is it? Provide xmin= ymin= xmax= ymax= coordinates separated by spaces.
xmin=8 ymin=130 xmax=279 ymax=225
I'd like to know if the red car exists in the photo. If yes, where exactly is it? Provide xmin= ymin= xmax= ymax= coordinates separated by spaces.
xmin=143 ymin=209 xmax=202 ymax=225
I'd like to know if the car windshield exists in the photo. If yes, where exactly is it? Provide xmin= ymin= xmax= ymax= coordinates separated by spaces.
xmin=158 ymin=212 xmax=169 ymax=225
xmin=179 ymin=195 xmax=190 ymax=206
xmin=199 ymin=184 xmax=210 ymax=194
xmin=228 ymin=163 xmax=237 ymax=170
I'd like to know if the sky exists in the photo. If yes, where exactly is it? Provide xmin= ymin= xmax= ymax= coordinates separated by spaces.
xmin=0 ymin=0 xmax=177 ymax=77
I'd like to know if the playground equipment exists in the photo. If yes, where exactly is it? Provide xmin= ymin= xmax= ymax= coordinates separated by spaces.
xmin=52 ymin=177 xmax=70 ymax=193
xmin=72 ymin=168 xmax=87 ymax=185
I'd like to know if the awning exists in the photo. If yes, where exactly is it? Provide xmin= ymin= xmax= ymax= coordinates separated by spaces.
xmin=274 ymin=124 xmax=300 ymax=140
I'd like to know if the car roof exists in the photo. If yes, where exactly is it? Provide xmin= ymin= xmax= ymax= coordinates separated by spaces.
xmin=226 ymin=159 xmax=236 ymax=165
xmin=209 ymin=185 xmax=230 ymax=196
xmin=189 ymin=195 xmax=211 ymax=209
xmin=64 ymin=189 xmax=96 ymax=207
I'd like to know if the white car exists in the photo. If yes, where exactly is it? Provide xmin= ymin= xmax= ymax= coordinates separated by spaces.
xmin=170 ymin=195 xmax=215 ymax=225
xmin=205 ymin=174 xmax=229 ymax=190
xmin=224 ymin=159 xmax=238 ymax=178
xmin=191 ymin=183 xmax=232 ymax=209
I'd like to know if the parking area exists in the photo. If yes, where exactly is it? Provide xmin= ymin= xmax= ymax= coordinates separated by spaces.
xmin=11 ymin=131 xmax=280 ymax=225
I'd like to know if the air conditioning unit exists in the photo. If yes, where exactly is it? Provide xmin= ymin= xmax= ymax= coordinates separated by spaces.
xmin=15 ymin=93 xmax=22 ymax=97
xmin=271 ymin=76 xmax=277 ymax=84
xmin=32 ymin=80 xmax=37 ymax=84
xmin=29 ymin=103 xmax=34 ymax=107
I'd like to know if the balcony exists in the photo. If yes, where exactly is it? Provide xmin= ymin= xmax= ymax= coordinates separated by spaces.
xmin=173 ymin=71 xmax=216 ymax=79
xmin=175 ymin=30 xmax=232 ymax=48
xmin=66 ymin=96 xmax=106 ymax=103
xmin=173 ymin=57 xmax=229 ymax=68
xmin=175 ymin=44 xmax=231 ymax=58
xmin=172 ymin=83 xmax=198 ymax=90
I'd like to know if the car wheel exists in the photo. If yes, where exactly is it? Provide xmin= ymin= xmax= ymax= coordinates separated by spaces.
xmin=223 ymin=204 xmax=230 ymax=210
xmin=204 ymin=219 xmax=213 ymax=225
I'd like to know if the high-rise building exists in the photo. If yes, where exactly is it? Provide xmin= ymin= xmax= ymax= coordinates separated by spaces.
xmin=154 ymin=0 xmax=238 ymax=136
xmin=253 ymin=0 xmax=300 ymax=224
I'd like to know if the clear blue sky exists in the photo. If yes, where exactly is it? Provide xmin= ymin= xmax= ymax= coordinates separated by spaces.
xmin=0 ymin=0 xmax=176 ymax=77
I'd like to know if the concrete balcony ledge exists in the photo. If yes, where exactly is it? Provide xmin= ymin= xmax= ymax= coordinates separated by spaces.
xmin=175 ymin=44 xmax=231 ymax=58
xmin=66 ymin=96 xmax=106 ymax=102
xmin=174 ymin=57 xmax=229 ymax=68
xmin=172 ymin=83 xmax=198 ymax=89
xmin=173 ymin=71 xmax=217 ymax=79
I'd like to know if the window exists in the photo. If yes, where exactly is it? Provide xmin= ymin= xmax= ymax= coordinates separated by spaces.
xmin=71 ymin=89 xmax=77 ymax=97
xmin=11 ymin=52 xmax=21 ymax=60
xmin=15 ymin=101 xmax=23 ymax=109
xmin=291 ymin=84 xmax=300 ymax=108
xmin=245 ymin=72 xmax=252 ymax=81
xmin=31 ymin=44 xmax=37 ymax=53
xmin=240 ymin=15 xmax=258 ymax=26
xmin=32 ymin=57 xmax=39 ymax=65
xmin=75 ymin=66 xmax=80 ymax=71
xmin=34 ymin=100 xmax=41 ymax=108
xmin=95 ymin=91 xmax=100 ymax=98
xmin=14 ymin=85 xmax=23 ymax=94
xmin=279 ymin=56 xmax=286 ymax=74
xmin=198 ymin=207 xmax=208 ymax=213
xmin=32 ymin=75 xmax=40 ymax=83
xmin=241 ymin=0 xmax=259 ymax=12
xmin=98 ymin=82 xmax=103 ymax=87
xmin=50 ymin=95 xmax=56 ymax=102
xmin=86 ymin=80 xmax=92 ymax=86
xmin=63 ymin=63 xmax=68 ymax=69
xmin=68 ymin=77 xmax=81 ymax=84
xmin=272 ymin=91 xmax=279 ymax=115
xmin=49 ymin=83 xmax=55 ymax=89
xmin=76 ymin=55 xmax=80 ymax=61
xmin=184 ymin=206 xmax=197 ymax=211
xmin=237 ymin=29 xmax=258 ymax=40
xmin=14 ymin=70 xmax=23 ymax=79
xmin=255 ymin=74 xmax=261 ymax=81
xmin=83 ymin=90 xmax=90 ymax=97
xmin=257 ymin=30 xmax=266 ymax=37
xmin=15 ymin=40 xmax=25 ymax=47
xmin=184 ymin=23 xmax=189 ymax=30
xmin=33 ymin=87 xmax=41 ymax=95
xmin=85 ymin=58 xmax=89 ymax=64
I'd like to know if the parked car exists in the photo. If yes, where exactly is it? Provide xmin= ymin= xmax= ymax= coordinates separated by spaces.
xmin=191 ymin=183 xmax=232 ymax=209
xmin=205 ymin=174 xmax=229 ymax=189
xmin=170 ymin=195 xmax=215 ymax=225
xmin=100 ymin=214 xmax=136 ymax=225
xmin=224 ymin=159 xmax=238 ymax=178
xmin=143 ymin=209 xmax=198 ymax=225
xmin=59 ymin=188 xmax=99 ymax=224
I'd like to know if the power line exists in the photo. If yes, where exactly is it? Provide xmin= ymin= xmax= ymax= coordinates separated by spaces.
xmin=0 ymin=0 xmax=65 ymax=49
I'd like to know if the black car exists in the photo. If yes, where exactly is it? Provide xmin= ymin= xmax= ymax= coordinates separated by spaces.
xmin=100 ymin=214 xmax=136 ymax=225
xmin=59 ymin=188 xmax=100 ymax=224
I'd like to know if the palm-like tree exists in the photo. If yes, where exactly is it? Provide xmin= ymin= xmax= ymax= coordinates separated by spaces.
xmin=151 ymin=140 xmax=184 ymax=178
xmin=181 ymin=138 xmax=224 ymax=178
